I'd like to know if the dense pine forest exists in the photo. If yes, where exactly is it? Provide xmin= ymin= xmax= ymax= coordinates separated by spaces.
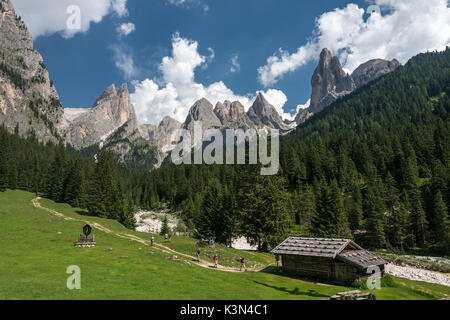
xmin=0 ymin=49 xmax=449 ymax=254
xmin=0 ymin=127 xmax=136 ymax=229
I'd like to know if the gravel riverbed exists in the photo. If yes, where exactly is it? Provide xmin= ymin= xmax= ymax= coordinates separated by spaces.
xmin=385 ymin=264 xmax=450 ymax=287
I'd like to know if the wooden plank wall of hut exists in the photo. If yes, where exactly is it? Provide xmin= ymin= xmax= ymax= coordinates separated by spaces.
xmin=282 ymin=255 xmax=332 ymax=280
xmin=332 ymin=262 xmax=359 ymax=283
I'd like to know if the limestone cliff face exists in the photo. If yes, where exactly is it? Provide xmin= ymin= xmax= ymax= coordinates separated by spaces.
xmin=65 ymin=84 xmax=138 ymax=149
xmin=0 ymin=0 xmax=64 ymax=142
xmin=309 ymin=48 xmax=355 ymax=115
xmin=295 ymin=48 xmax=401 ymax=125
xmin=214 ymin=100 xmax=254 ymax=130
xmin=139 ymin=116 xmax=181 ymax=153
xmin=183 ymin=98 xmax=222 ymax=135
xmin=352 ymin=58 xmax=401 ymax=89
xmin=247 ymin=93 xmax=292 ymax=132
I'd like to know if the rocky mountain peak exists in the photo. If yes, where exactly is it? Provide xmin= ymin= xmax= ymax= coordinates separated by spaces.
xmin=352 ymin=58 xmax=401 ymax=89
xmin=230 ymin=101 xmax=246 ymax=119
xmin=64 ymin=83 xmax=137 ymax=149
xmin=309 ymin=48 xmax=355 ymax=114
xmin=159 ymin=115 xmax=181 ymax=129
xmin=247 ymin=93 xmax=291 ymax=132
xmin=184 ymin=98 xmax=222 ymax=133
xmin=295 ymin=49 xmax=401 ymax=125
xmin=95 ymin=84 xmax=117 ymax=105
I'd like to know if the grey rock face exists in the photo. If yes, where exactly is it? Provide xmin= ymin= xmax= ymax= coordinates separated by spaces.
xmin=295 ymin=48 xmax=401 ymax=125
xmin=294 ymin=108 xmax=314 ymax=125
xmin=352 ymin=58 xmax=401 ymax=89
xmin=309 ymin=48 xmax=355 ymax=115
xmin=247 ymin=93 xmax=292 ymax=132
xmin=214 ymin=100 xmax=254 ymax=130
xmin=140 ymin=116 xmax=181 ymax=153
xmin=65 ymin=83 xmax=138 ymax=149
xmin=183 ymin=98 xmax=222 ymax=134
xmin=0 ymin=0 xmax=64 ymax=142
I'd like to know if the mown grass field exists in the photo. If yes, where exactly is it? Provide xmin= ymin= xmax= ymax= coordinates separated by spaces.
xmin=0 ymin=190 xmax=449 ymax=300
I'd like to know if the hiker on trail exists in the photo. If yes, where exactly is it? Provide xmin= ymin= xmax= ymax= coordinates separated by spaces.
xmin=196 ymin=249 xmax=201 ymax=261
xmin=240 ymin=257 xmax=246 ymax=271
xmin=165 ymin=234 xmax=168 ymax=241
xmin=151 ymin=236 xmax=154 ymax=246
xmin=214 ymin=255 xmax=218 ymax=268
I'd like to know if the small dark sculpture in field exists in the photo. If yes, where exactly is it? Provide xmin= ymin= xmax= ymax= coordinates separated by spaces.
xmin=75 ymin=224 xmax=96 ymax=248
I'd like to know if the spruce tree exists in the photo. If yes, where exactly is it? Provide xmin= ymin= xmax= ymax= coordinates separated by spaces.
xmin=122 ymin=198 xmax=137 ymax=229
xmin=432 ymin=191 xmax=449 ymax=246
xmin=347 ymin=183 xmax=363 ymax=232
xmin=364 ymin=183 xmax=387 ymax=248
xmin=64 ymin=157 xmax=85 ymax=208
xmin=329 ymin=180 xmax=352 ymax=239
xmin=311 ymin=180 xmax=334 ymax=237
xmin=160 ymin=215 xmax=170 ymax=236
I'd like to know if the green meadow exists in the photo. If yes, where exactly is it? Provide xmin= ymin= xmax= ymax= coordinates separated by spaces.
xmin=0 ymin=190 xmax=449 ymax=300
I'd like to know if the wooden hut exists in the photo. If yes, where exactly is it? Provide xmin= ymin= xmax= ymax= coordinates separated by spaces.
xmin=271 ymin=237 xmax=387 ymax=284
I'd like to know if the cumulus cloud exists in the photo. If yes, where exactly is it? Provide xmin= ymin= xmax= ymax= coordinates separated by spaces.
xmin=131 ymin=34 xmax=288 ymax=125
xmin=117 ymin=22 xmax=135 ymax=36
xmin=111 ymin=0 xmax=128 ymax=17
xmin=258 ymin=0 xmax=450 ymax=86
xmin=11 ymin=0 xmax=129 ymax=38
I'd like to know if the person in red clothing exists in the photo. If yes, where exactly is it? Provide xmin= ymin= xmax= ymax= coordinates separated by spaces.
xmin=213 ymin=255 xmax=218 ymax=268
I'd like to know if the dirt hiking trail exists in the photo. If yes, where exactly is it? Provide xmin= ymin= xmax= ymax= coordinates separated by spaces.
xmin=32 ymin=197 xmax=263 ymax=273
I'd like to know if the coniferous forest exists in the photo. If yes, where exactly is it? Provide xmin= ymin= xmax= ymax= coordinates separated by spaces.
xmin=0 ymin=49 xmax=449 ymax=254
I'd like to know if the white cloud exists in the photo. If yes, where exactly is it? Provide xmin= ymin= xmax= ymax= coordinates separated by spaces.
xmin=167 ymin=0 xmax=207 ymax=11
xmin=11 ymin=0 xmax=129 ymax=38
xmin=110 ymin=44 xmax=136 ymax=79
xmin=117 ymin=22 xmax=135 ymax=36
xmin=296 ymin=99 xmax=311 ymax=112
xmin=168 ymin=0 xmax=187 ymax=6
xmin=230 ymin=54 xmax=240 ymax=73
xmin=111 ymin=0 xmax=128 ymax=17
xmin=131 ymin=34 xmax=288 ymax=125
xmin=258 ymin=0 xmax=450 ymax=86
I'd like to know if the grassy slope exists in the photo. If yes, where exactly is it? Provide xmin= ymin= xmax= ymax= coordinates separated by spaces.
xmin=0 ymin=190 xmax=449 ymax=300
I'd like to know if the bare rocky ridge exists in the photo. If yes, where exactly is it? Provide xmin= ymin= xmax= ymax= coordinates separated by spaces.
xmin=64 ymin=83 xmax=137 ymax=150
xmin=352 ymin=58 xmax=402 ymax=89
xmin=309 ymin=48 xmax=356 ymax=115
xmin=139 ymin=116 xmax=181 ymax=154
xmin=214 ymin=100 xmax=254 ymax=130
xmin=247 ymin=92 xmax=293 ymax=132
xmin=295 ymin=48 xmax=401 ymax=125
xmin=0 ymin=0 xmax=64 ymax=142
xmin=183 ymin=98 xmax=222 ymax=135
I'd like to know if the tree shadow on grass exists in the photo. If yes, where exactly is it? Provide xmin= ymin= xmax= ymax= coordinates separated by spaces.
xmin=260 ymin=266 xmax=336 ymax=287
xmin=251 ymin=280 xmax=330 ymax=298
xmin=75 ymin=210 xmax=95 ymax=217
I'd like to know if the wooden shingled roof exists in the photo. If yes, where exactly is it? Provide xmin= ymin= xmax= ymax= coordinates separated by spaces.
xmin=271 ymin=237 xmax=387 ymax=269
xmin=271 ymin=237 xmax=359 ymax=258
xmin=337 ymin=250 xmax=387 ymax=270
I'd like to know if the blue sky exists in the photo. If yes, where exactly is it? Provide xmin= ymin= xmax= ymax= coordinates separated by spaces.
xmin=11 ymin=0 xmax=450 ymax=124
